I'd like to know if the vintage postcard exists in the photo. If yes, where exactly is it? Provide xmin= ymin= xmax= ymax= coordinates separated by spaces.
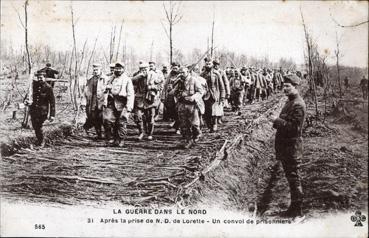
xmin=0 ymin=1 xmax=368 ymax=237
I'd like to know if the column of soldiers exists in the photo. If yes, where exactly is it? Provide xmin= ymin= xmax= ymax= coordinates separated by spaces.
xmin=26 ymin=59 xmax=292 ymax=149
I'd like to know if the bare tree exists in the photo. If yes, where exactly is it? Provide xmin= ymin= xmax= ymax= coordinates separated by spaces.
xmin=13 ymin=0 xmax=31 ymax=73
xmin=334 ymin=30 xmax=343 ymax=98
xmin=210 ymin=6 xmax=215 ymax=59
xmin=161 ymin=1 xmax=183 ymax=65
xmin=115 ymin=19 xmax=124 ymax=62
xmin=300 ymin=7 xmax=319 ymax=121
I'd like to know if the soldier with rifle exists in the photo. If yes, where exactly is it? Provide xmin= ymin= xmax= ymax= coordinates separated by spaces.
xmin=24 ymin=70 xmax=55 ymax=147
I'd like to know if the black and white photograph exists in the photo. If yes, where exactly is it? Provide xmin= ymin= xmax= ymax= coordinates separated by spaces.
xmin=0 ymin=1 xmax=368 ymax=237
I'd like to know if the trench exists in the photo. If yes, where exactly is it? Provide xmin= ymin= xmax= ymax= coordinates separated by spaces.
xmin=0 ymin=94 xmax=285 ymax=213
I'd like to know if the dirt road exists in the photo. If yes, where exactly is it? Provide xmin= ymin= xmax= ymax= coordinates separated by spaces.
xmin=1 ymin=95 xmax=283 ymax=207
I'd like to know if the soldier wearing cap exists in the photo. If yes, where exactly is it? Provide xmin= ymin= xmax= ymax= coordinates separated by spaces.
xmin=172 ymin=66 xmax=205 ymax=148
xmin=200 ymin=57 xmax=225 ymax=132
xmin=213 ymin=59 xmax=230 ymax=124
xmin=162 ymin=62 xmax=181 ymax=133
xmin=40 ymin=63 xmax=59 ymax=88
xmin=270 ymin=73 xmax=306 ymax=218
xmin=25 ymin=70 xmax=55 ymax=147
xmin=82 ymin=63 xmax=107 ymax=140
xmin=132 ymin=62 xmax=162 ymax=140
xmin=106 ymin=63 xmax=115 ymax=77
xmin=162 ymin=65 xmax=169 ymax=79
xmin=103 ymin=61 xmax=134 ymax=146
xmin=148 ymin=61 xmax=165 ymax=120
xmin=229 ymin=68 xmax=245 ymax=113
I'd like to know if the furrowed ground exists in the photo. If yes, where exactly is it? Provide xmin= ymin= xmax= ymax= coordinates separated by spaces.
xmin=0 ymin=76 xmax=367 ymax=219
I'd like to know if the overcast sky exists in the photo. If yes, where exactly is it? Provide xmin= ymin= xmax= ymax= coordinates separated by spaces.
xmin=1 ymin=1 xmax=368 ymax=67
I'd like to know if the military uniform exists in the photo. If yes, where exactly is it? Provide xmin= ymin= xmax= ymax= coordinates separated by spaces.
xmin=162 ymin=66 xmax=181 ymax=131
xmin=173 ymin=73 xmax=204 ymax=147
xmin=273 ymin=76 xmax=306 ymax=217
xmin=360 ymin=77 xmax=368 ymax=99
xmin=229 ymin=71 xmax=245 ymax=112
xmin=29 ymin=77 xmax=55 ymax=146
xmin=132 ymin=68 xmax=163 ymax=139
xmin=200 ymin=68 xmax=225 ymax=132
xmin=103 ymin=65 xmax=134 ymax=146
xmin=83 ymin=73 xmax=107 ymax=139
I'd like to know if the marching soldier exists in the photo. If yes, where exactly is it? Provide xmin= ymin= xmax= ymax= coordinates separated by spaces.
xmin=360 ymin=76 xmax=368 ymax=99
xmin=148 ymin=61 xmax=165 ymax=120
xmin=25 ymin=70 xmax=55 ymax=147
xmin=103 ymin=62 xmax=134 ymax=147
xmin=172 ymin=66 xmax=205 ymax=148
xmin=82 ymin=63 xmax=107 ymax=140
xmin=229 ymin=68 xmax=245 ymax=113
xmin=132 ymin=62 xmax=163 ymax=140
xmin=162 ymin=62 xmax=181 ymax=134
xmin=200 ymin=57 xmax=225 ymax=132
xmin=213 ymin=59 xmax=230 ymax=125
xmin=270 ymin=74 xmax=306 ymax=219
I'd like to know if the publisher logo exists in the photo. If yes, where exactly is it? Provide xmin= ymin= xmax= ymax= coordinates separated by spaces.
xmin=351 ymin=211 xmax=366 ymax=227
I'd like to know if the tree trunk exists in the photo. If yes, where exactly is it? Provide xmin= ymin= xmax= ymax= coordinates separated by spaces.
xmin=169 ymin=23 xmax=173 ymax=65
xmin=24 ymin=0 xmax=31 ymax=74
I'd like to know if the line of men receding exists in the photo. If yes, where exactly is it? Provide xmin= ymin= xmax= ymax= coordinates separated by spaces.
xmin=25 ymin=58 xmax=292 ymax=149
xmin=24 ymin=58 xmax=310 ymax=219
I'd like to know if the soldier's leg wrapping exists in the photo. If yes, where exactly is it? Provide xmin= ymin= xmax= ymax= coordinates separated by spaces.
xmin=116 ymin=109 xmax=128 ymax=141
xmin=31 ymin=114 xmax=46 ymax=144
xmin=280 ymin=142 xmax=303 ymax=213
xmin=191 ymin=107 xmax=201 ymax=139
xmin=147 ymin=107 xmax=156 ymax=136
xmin=237 ymin=91 xmax=243 ymax=110
xmin=93 ymin=109 xmax=103 ymax=138
xmin=83 ymin=110 xmax=94 ymax=131
xmin=134 ymin=108 xmax=145 ymax=134
xmin=178 ymin=103 xmax=191 ymax=140
xmin=204 ymin=100 xmax=212 ymax=129
xmin=103 ymin=106 xmax=116 ymax=140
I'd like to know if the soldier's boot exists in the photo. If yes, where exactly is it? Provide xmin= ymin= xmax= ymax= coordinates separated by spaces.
xmin=35 ymin=127 xmax=44 ymax=147
xmin=193 ymin=126 xmax=202 ymax=143
xmin=83 ymin=124 xmax=90 ymax=137
xmin=281 ymin=185 xmax=304 ymax=218
xmin=147 ymin=123 xmax=154 ymax=140
xmin=95 ymin=128 xmax=103 ymax=140
xmin=217 ymin=117 xmax=223 ymax=125
xmin=212 ymin=118 xmax=218 ymax=132
xmin=137 ymin=122 xmax=145 ymax=140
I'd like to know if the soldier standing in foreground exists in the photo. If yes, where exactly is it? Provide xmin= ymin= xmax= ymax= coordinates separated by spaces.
xmin=82 ymin=63 xmax=107 ymax=140
xmin=103 ymin=62 xmax=134 ymax=147
xmin=270 ymin=74 xmax=306 ymax=219
xmin=172 ymin=67 xmax=205 ymax=148
xmin=25 ymin=70 xmax=55 ymax=147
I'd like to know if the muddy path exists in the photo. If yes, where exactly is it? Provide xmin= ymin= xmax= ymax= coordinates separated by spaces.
xmin=1 ymin=95 xmax=283 ymax=207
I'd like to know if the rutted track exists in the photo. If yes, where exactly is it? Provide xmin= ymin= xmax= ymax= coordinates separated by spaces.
xmin=0 ymin=94 xmax=283 ymax=207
